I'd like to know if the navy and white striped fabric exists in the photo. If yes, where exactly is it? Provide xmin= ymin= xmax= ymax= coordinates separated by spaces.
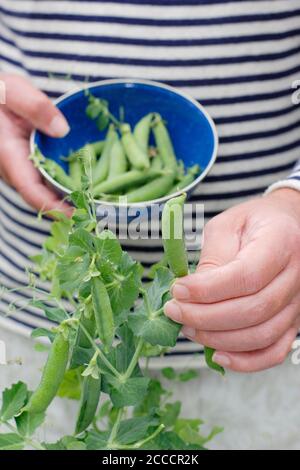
xmin=0 ymin=0 xmax=300 ymax=364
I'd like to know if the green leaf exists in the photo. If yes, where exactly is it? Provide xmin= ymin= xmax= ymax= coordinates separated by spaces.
xmin=57 ymin=368 xmax=82 ymax=400
xmin=178 ymin=369 xmax=199 ymax=382
xmin=128 ymin=311 xmax=181 ymax=347
xmin=94 ymin=230 xmax=122 ymax=266
xmin=160 ymin=402 xmax=181 ymax=428
xmin=85 ymin=430 xmax=109 ymax=450
xmin=204 ymin=347 xmax=225 ymax=376
xmin=44 ymin=436 xmax=87 ymax=451
xmin=0 ymin=382 xmax=27 ymax=422
xmin=56 ymin=247 xmax=90 ymax=292
xmin=106 ymin=375 xmax=150 ymax=408
xmin=0 ymin=433 xmax=24 ymax=450
xmin=97 ymin=113 xmax=109 ymax=131
xmin=69 ymin=229 xmax=95 ymax=254
xmin=70 ymin=191 xmax=90 ymax=210
xmin=134 ymin=379 xmax=166 ymax=417
xmin=144 ymin=430 xmax=204 ymax=451
xmin=31 ymin=328 xmax=55 ymax=343
xmin=147 ymin=267 xmax=174 ymax=311
xmin=162 ymin=367 xmax=177 ymax=380
xmin=15 ymin=411 xmax=45 ymax=437
xmin=116 ymin=416 xmax=158 ymax=445
xmin=105 ymin=253 xmax=141 ymax=314
xmin=31 ymin=301 xmax=69 ymax=323
xmin=174 ymin=418 xmax=223 ymax=447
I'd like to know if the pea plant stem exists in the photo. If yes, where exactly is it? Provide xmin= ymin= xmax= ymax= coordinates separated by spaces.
xmin=107 ymin=408 xmax=123 ymax=449
xmin=79 ymin=322 xmax=122 ymax=380
xmin=123 ymin=337 xmax=144 ymax=381
xmin=115 ymin=424 xmax=165 ymax=450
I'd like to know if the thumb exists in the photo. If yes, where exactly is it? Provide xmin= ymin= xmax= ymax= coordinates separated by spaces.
xmin=2 ymin=74 xmax=70 ymax=137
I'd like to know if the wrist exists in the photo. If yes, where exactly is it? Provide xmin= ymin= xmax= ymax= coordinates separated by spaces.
xmin=265 ymin=188 xmax=300 ymax=222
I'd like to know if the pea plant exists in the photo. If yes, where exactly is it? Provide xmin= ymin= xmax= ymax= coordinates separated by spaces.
xmin=0 ymin=186 xmax=224 ymax=451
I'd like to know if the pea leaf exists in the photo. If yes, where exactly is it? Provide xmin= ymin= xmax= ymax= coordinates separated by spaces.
xmin=30 ymin=301 xmax=69 ymax=323
xmin=162 ymin=367 xmax=177 ymax=380
xmin=44 ymin=436 xmax=87 ymax=451
xmin=69 ymin=229 xmax=95 ymax=254
xmin=106 ymin=375 xmax=150 ymax=408
xmin=0 ymin=433 xmax=24 ymax=450
xmin=57 ymin=368 xmax=82 ymax=400
xmin=134 ymin=379 xmax=167 ymax=417
xmin=15 ymin=411 xmax=45 ymax=437
xmin=178 ymin=369 xmax=199 ymax=382
xmin=147 ymin=267 xmax=174 ymax=311
xmin=56 ymin=247 xmax=90 ymax=292
xmin=70 ymin=191 xmax=89 ymax=211
xmin=85 ymin=430 xmax=109 ymax=450
xmin=128 ymin=310 xmax=181 ymax=347
xmin=0 ymin=382 xmax=28 ymax=422
xmin=144 ymin=430 xmax=205 ymax=451
xmin=31 ymin=328 xmax=55 ymax=343
xmin=116 ymin=416 xmax=158 ymax=445
xmin=160 ymin=402 xmax=181 ymax=428
xmin=174 ymin=418 xmax=223 ymax=447
xmin=94 ymin=230 xmax=122 ymax=266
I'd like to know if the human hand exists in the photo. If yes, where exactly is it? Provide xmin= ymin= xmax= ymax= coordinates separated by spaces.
xmin=0 ymin=73 xmax=72 ymax=215
xmin=164 ymin=188 xmax=300 ymax=372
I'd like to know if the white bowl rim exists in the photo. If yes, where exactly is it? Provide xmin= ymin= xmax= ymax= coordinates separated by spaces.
xmin=30 ymin=78 xmax=219 ymax=207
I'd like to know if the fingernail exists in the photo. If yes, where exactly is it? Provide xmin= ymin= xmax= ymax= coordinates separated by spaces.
xmin=49 ymin=115 xmax=70 ymax=137
xmin=212 ymin=352 xmax=231 ymax=367
xmin=164 ymin=300 xmax=182 ymax=323
xmin=182 ymin=326 xmax=196 ymax=339
xmin=172 ymin=283 xmax=190 ymax=300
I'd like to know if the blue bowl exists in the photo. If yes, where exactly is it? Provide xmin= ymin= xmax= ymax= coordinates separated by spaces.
xmin=31 ymin=79 xmax=218 ymax=206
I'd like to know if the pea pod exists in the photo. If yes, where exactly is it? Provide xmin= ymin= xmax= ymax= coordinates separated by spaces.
xmin=162 ymin=194 xmax=189 ymax=278
xmin=24 ymin=332 xmax=70 ymax=414
xmin=162 ymin=195 xmax=225 ymax=375
xmin=43 ymin=159 xmax=75 ymax=190
xmin=75 ymin=305 xmax=96 ymax=350
xmin=69 ymin=154 xmax=83 ymax=190
xmin=90 ymin=140 xmax=105 ymax=157
xmin=152 ymin=114 xmax=177 ymax=170
xmin=75 ymin=374 xmax=101 ymax=434
xmin=93 ymin=124 xmax=117 ymax=184
xmin=151 ymin=154 xmax=163 ymax=171
xmin=108 ymin=137 xmax=127 ymax=179
xmin=168 ymin=164 xmax=200 ymax=195
xmin=133 ymin=113 xmax=153 ymax=154
xmin=121 ymin=123 xmax=150 ymax=170
xmin=126 ymin=171 xmax=175 ymax=203
xmin=91 ymin=277 xmax=115 ymax=350
xmin=93 ymin=169 xmax=160 ymax=196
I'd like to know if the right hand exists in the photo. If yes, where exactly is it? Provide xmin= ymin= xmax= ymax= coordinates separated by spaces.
xmin=0 ymin=73 xmax=72 ymax=215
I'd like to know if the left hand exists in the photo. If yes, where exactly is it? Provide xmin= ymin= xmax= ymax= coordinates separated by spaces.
xmin=164 ymin=188 xmax=300 ymax=372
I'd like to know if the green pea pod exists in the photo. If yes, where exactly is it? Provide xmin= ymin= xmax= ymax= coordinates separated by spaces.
xmin=75 ymin=374 xmax=101 ymax=435
xmin=43 ymin=159 xmax=75 ymax=190
xmin=168 ymin=164 xmax=200 ymax=195
xmin=90 ymin=140 xmax=105 ymax=157
xmin=151 ymin=154 xmax=163 ymax=171
xmin=69 ymin=157 xmax=83 ymax=190
xmin=93 ymin=124 xmax=117 ymax=184
xmin=91 ymin=277 xmax=115 ymax=351
xmin=162 ymin=195 xmax=224 ymax=375
xmin=121 ymin=123 xmax=150 ymax=170
xmin=108 ymin=137 xmax=127 ymax=179
xmin=126 ymin=172 xmax=175 ymax=203
xmin=162 ymin=193 xmax=189 ymax=278
xmin=133 ymin=113 xmax=153 ymax=154
xmin=152 ymin=114 xmax=177 ymax=170
xmin=204 ymin=347 xmax=225 ymax=376
xmin=76 ymin=305 xmax=96 ymax=349
xmin=93 ymin=169 xmax=160 ymax=195
xmin=24 ymin=332 xmax=70 ymax=415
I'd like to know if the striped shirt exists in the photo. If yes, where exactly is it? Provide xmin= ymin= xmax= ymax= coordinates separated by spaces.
xmin=0 ymin=0 xmax=300 ymax=365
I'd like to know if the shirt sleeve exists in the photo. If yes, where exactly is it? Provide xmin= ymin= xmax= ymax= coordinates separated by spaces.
xmin=265 ymin=161 xmax=300 ymax=195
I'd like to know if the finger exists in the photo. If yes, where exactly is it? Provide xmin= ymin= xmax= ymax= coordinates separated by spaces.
xmin=181 ymin=302 xmax=300 ymax=352
xmin=210 ymin=327 xmax=297 ymax=373
xmin=166 ymin=268 xmax=297 ymax=330
xmin=19 ymin=181 xmax=73 ymax=216
xmin=172 ymin=223 xmax=289 ymax=304
xmin=1 ymin=74 xmax=70 ymax=137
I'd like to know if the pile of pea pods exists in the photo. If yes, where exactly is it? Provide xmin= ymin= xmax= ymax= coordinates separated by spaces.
xmin=43 ymin=112 xmax=200 ymax=203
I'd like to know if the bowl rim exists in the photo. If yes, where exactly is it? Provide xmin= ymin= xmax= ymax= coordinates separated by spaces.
xmin=30 ymin=78 xmax=219 ymax=207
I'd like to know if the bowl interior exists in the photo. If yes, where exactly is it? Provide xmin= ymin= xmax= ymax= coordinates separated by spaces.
xmin=35 ymin=81 xmax=216 ymax=177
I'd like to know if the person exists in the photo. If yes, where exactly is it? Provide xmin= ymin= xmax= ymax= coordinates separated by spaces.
xmin=1 ymin=0 xmax=300 ymax=448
